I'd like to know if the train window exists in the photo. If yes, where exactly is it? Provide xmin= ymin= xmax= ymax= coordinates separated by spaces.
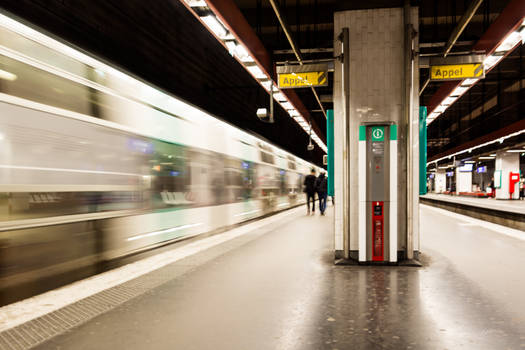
xmin=149 ymin=141 xmax=192 ymax=209
xmin=0 ymin=55 xmax=92 ymax=116
xmin=260 ymin=151 xmax=275 ymax=164
xmin=241 ymin=161 xmax=255 ymax=200
xmin=0 ymin=191 xmax=144 ymax=222
xmin=287 ymin=156 xmax=297 ymax=170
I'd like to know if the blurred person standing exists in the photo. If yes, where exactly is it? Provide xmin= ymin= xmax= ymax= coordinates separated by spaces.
xmin=304 ymin=168 xmax=317 ymax=215
xmin=315 ymin=171 xmax=328 ymax=215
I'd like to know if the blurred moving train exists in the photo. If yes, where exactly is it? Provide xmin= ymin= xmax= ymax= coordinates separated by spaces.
xmin=0 ymin=13 xmax=322 ymax=304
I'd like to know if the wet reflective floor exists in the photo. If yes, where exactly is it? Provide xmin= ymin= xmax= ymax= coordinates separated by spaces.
xmin=35 ymin=205 xmax=525 ymax=350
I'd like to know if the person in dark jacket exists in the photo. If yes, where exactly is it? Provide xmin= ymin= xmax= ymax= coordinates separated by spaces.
xmin=315 ymin=172 xmax=328 ymax=215
xmin=304 ymin=168 xmax=317 ymax=215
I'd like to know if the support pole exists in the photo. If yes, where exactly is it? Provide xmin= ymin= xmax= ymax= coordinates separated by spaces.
xmin=404 ymin=2 xmax=415 ymax=260
xmin=268 ymin=0 xmax=327 ymax=119
xmin=340 ymin=27 xmax=351 ymax=260
xmin=443 ymin=0 xmax=484 ymax=57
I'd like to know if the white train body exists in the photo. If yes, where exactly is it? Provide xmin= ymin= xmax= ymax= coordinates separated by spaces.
xmin=0 ymin=13 xmax=322 ymax=302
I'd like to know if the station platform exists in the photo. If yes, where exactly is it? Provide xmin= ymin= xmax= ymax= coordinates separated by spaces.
xmin=422 ymin=193 xmax=525 ymax=214
xmin=1 ymin=204 xmax=525 ymax=350
xmin=421 ymin=193 xmax=525 ymax=231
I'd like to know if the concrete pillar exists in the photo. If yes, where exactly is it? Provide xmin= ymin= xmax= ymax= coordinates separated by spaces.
xmin=456 ymin=167 xmax=472 ymax=193
xmin=333 ymin=7 xmax=419 ymax=261
xmin=495 ymin=152 xmax=520 ymax=199
xmin=435 ymin=170 xmax=446 ymax=193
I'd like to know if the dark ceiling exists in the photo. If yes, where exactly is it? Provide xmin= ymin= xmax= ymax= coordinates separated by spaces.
xmin=0 ymin=0 xmax=522 ymax=165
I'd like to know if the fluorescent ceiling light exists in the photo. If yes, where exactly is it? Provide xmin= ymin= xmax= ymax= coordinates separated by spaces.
xmin=462 ymin=78 xmax=479 ymax=86
xmin=201 ymin=15 xmax=227 ymax=39
xmin=442 ymin=96 xmax=458 ymax=106
xmin=224 ymin=41 xmax=236 ymax=55
xmin=260 ymin=80 xmax=272 ymax=91
xmin=506 ymin=149 xmax=525 ymax=153
xmin=483 ymin=55 xmax=503 ymax=70
xmin=464 ymin=160 xmax=476 ymax=163
xmin=438 ymin=166 xmax=449 ymax=169
xmin=281 ymin=102 xmax=294 ymax=110
xmin=434 ymin=105 xmax=448 ymax=114
xmin=273 ymin=92 xmax=287 ymax=102
xmin=450 ymin=86 xmax=468 ymax=97
xmin=239 ymin=53 xmax=254 ymax=63
xmin=520 ymin=26 xmax=525 ymax=44
xmin=0 ymin=69 xmax=17 ymax=81
xmin=479 ymin=156 xmax=495 ymax=160
xmin=233 ymin=44 xmax=252 ymax=62
xmin=490 ymin=154 xmax=497 ymax=156
xmin=289 ymin=109 xmax=300 ymax=117
xmin=185 ymin=0 xmax=207 ymax=7
xmin=222 ymin=33 xmax=235 ymax=41
xmin=246 ymin=65 xmax=267 ymax=79
xmin=495 ymin=31 xmax=521 ymax=52
xmin=428 ymin=111 xmax=440 ymax=119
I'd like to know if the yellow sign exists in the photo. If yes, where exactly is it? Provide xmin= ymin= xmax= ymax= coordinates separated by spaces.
xmin=430 ymin=63 xmax=484 ymax=81
xmin=278 ymin=71 xmax=328 ymax=88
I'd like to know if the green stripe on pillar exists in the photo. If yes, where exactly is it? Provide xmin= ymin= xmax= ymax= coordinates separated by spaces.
xmin=390 ymin=125 xmax=397 ymax=141
xmin=327 ymin=110 xmax=334 ymax=196
xmin=419 ymin=106 xmax=428 ymax=195
xmin=359 ymin=125 xmax=366 ymax=141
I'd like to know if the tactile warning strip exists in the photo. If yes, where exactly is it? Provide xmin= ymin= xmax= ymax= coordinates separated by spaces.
xmin=0 ymin=210 xmax=293 ymax=350
xmin=0 ymin=264 xmax=187 ymax=350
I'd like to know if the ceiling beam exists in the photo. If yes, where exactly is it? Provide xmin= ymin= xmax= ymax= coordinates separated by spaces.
xmin=427 ymin=0 xmax=525 ymax=115
xmin=203 ymin=0 xmax=326 ymax=143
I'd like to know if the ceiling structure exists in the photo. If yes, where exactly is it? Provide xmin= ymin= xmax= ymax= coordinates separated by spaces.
xmin=0 ymin=0 xmax=523 ymax=166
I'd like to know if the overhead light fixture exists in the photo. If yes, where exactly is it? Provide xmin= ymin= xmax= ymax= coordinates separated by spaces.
xmin=461 ymin=78 xmax=479 ymax=86
xmin=506 ymin=149 xmax=525 ymax=153
xmin=490 ymin=154 xmax=497 ymax=156
xmin=519 ymin=26 xmax=525 ymax=44
xmin=273 ymin=92 xmax=287 ymax=102
xmin=180 ymin=3 xmax=327 ymax=153
xmin=434 ymin=105 xmax=448 ymax=114
xmin=201 ymin=15 xmax=227 ymax=39
xmin=281 ymin=101 xmax=294 ymax=110
xmin=224 ymin=40 xmax=236 ymax=55
xmin=233 ymin=44 xmax=254 ymax=63
xmin=484 ymin=55 xmax=504 ymax=70
xmin=479 ymin=156 xmax=495 ymax=160
xmin=495 ymin=31 xmax=522 ymax=52
xmin=427 ymin=128 xmax=525 ymax=166
xmin=259 ymin=80 xmax=272 ymax=91
xmin=464 ymin=160 xmax=476 ymax=163
xmin=442 ymin=96 xmax=458 ymax=106
xmin=246 ymin=65 xmax=267 ymax=79
xmin=185 ymin=0 xmax=208 ymax=7
xmin=450 ymin=86 xmax=468 ymax=97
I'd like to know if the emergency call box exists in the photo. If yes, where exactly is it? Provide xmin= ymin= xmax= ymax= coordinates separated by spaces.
xmin=359 ymin=123 xmax=397 ymax=263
